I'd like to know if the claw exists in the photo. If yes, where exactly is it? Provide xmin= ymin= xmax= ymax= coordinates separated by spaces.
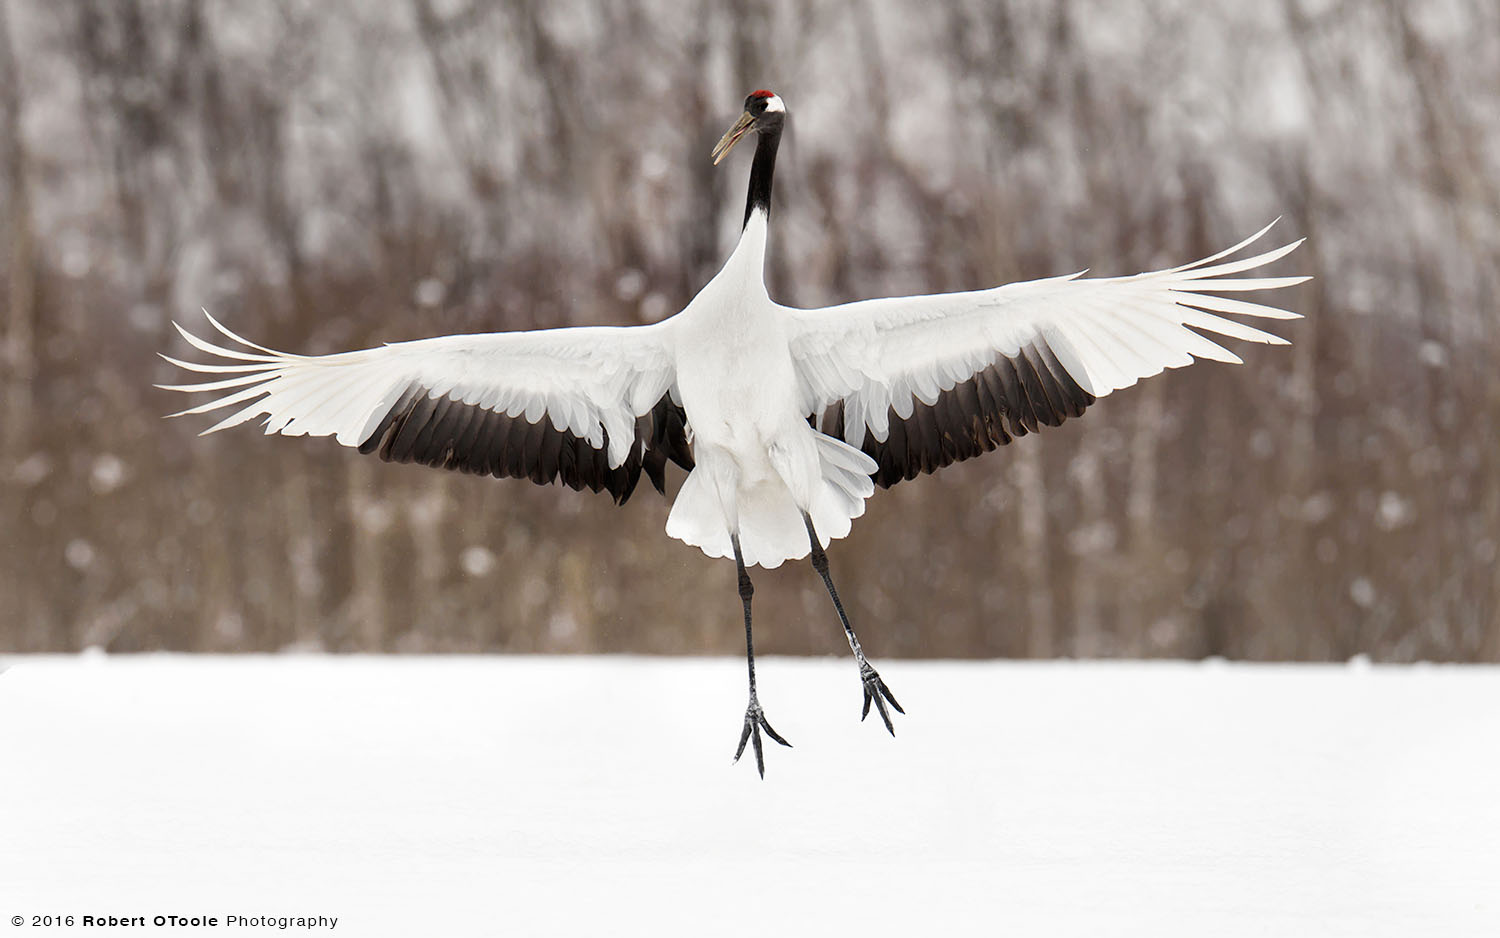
xmin=857 ymin=662 xmax=904 ymax=736
xmin=733 ymin=699 xmax=792 ymax=778
xmin=760 ymin=718 xmax=790 ymax=748
xmin=735 ymin=720 xmax=754 ymax=765
xmin=877 ymin=674 xmax=904 ymax=714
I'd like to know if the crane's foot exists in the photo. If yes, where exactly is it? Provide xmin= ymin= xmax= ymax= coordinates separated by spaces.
xmin=859 ymin=660 xmax=905 ymax=735
xmin=733 ymin=697 xmax=791 ymax=779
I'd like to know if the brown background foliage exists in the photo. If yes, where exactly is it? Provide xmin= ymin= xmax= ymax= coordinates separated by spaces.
xmin=2 ymin=0 xmax=1497 ymax=660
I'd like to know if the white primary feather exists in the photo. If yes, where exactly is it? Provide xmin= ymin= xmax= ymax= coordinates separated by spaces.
xmin=783 ymin=220 xmax=1307 ymax=447
xmin=159 ymin=311 xmax=677 ymax=468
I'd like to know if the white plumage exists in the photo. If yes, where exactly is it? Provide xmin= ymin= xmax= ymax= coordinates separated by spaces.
xmin=163 ymin=213 xmax=1303 ymax=567
xmin=165 ymin=319 xmax=675 ymax=465
xmin=161 ymin=89 xmax=1308 ymax=774
xmin=790 ymin=221 xmax=1303 ymax=440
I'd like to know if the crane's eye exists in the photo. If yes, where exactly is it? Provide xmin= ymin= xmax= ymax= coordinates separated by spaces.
xmin=745 ymin=89 xmax=778 ymax=114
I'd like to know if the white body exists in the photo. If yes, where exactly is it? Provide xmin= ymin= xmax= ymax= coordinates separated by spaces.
xmin=667 ymin=212 xmax=876 ymax=567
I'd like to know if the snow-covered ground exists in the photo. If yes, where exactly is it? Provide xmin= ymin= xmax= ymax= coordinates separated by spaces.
xmin=2 ymin=655 xmax=1496 ymax=937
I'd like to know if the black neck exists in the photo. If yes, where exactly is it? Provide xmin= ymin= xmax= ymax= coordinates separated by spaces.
xmin=742 ymin=125 xmax=782 ymax=228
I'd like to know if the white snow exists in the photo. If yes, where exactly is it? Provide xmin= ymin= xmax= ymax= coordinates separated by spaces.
xmin=2 ymin=656 xmax=1497 ymax=937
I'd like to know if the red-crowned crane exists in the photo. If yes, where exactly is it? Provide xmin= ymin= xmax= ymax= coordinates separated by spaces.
xmin=162 ymin=90 xmax=1308 ymax=776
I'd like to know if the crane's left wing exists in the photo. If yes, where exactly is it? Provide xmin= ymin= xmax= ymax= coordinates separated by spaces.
xmin=160 ymin=313 xmax=692 ymax=504
xmin=784 ymin=222 xmax=1308 ymax=487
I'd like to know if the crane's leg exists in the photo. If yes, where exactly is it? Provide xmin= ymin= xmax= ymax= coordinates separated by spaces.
xmin=803 ymin=513 xmax=904 ymax=734
xmin=731 ymin=533 xmax=791 ymax=778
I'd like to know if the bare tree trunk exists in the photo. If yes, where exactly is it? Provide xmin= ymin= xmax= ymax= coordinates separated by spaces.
xmin=1127 ymin=381 xmax=1163 ymax=549
xmin=0 ymin=0 xmax=35 ymax=455
xmin=1485 ymin=375 xmax=1500 ymax=663
xmin=346 ymin=459 xmax=388 ymax=651
xmin=1012 ymin=439 xmax=1053 ymax=658
xmin=281 ymin=452 xmax=323 ymax=649
xmin=1069 ymin=431 xmax=1108 ymax=656
xmin=1285 ymin=172 xmax=1327 ymax=660
xmin=195 ymin=448 xmax=239 ymax=652
xmin=406 ymin=474 xmax=451 ymax=646
xmin=677 ymin=1 xmax=723 ymax=300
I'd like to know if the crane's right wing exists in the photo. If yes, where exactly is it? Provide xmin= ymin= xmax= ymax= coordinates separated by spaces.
xmin=784 ymin=221 xmax=1308 ymax=487
xmin=160 ymin=312 xmax=692 ymax=504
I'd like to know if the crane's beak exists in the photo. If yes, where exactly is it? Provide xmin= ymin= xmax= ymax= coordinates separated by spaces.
xmin=711 ymin=111 xmax=756 ymax=165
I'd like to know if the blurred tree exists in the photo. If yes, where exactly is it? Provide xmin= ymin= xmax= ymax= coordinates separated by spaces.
xmin=1 ymin=0 xmax=1497 ymax=662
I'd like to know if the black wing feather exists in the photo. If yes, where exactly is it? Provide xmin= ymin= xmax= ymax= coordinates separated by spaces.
xmin=841 ymin=340 xmax=1096 ymax=489
xmin=357 ymin=385 xmax=693 ymax=505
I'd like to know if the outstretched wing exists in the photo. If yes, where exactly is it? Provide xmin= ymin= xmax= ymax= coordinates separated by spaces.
xmin=160 ymin=312 xmax=693 ymax=504
xmin=784 ymin=221 xmax=1308 ymax=488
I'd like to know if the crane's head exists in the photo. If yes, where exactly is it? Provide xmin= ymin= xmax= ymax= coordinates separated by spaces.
xmin=711 ymin=90 xmax=786 ymax=165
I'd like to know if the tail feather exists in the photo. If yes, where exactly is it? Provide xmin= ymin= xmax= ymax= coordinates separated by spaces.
xmin=665 ymin=434 xmax=876 ymax=569
xmin=664 ymin=467 xmax=734 ymax=561
xmin=803 ymin=434 xmax=875 ymax=550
